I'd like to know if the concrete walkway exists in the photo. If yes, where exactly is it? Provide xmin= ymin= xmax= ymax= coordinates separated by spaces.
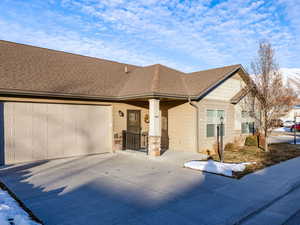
xmin=1 ymin=152 xmax=300 ymax=225
xmin=118 ymin=149 xmax=208 ymax=166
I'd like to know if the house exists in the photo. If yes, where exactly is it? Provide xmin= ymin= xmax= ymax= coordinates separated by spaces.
xmin=281 ymin=105 xmax=300 ymax=123
xmin=0 ymin=40 xmax=256 ymax=165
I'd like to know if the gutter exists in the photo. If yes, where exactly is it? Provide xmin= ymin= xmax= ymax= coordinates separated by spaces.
xmin=188 ymin=97 xmax=199 ymax=153
xmin=0 ymin=89 xmax=190 ymax=101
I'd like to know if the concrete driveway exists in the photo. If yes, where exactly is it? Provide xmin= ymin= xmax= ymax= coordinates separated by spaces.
xmin=1 ymin=152 xmax=300 ymax=225
xmin=0 ymin=153 xmax=233 ymax=225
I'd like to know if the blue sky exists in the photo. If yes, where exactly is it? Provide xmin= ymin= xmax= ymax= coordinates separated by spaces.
xmin=0 ymin=0 xmax=299 ymax=72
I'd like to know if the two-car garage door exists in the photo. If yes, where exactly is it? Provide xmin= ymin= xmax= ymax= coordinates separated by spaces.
xmin=0 ymin=102 xmax=112 ymax=165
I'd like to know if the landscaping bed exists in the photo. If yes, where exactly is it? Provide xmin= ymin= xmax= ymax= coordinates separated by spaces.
xmin=210 ymin=143 xmax=300 ymax=178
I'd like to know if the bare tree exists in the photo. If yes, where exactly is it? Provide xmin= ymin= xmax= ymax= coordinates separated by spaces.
xmin=246 ymin=41 xmax=297 ymax=151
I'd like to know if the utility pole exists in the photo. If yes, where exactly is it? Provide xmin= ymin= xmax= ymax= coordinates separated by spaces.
xmin=294 ymin=114 xmax=297 ymax=145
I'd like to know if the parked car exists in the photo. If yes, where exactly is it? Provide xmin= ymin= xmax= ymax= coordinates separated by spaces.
xmin=271 ymin=119 xmax=283 ymax=128
xmin=283 ymin=120 xmax=295 ymax=128
xmin=291 ymin=123 xmax=300 ymax=132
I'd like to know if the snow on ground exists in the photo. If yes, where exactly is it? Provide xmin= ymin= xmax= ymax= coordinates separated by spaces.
xmin=0 ymin=189 xmax=40 ymax=225
xmin=273 ymin=127 xmax=291 ymax=132
xmin=184 ymin=160 xmax=253 ymax=177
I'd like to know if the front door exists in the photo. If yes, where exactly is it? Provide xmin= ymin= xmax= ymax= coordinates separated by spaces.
xmin=126 ymin=110 xmax=141 ymax=150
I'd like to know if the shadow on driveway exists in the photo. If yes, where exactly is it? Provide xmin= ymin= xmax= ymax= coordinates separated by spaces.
xmin=1 ymin=153 xmax=300 ymax=225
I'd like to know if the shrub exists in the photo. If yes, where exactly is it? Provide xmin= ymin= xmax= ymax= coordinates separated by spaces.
xmin=225 ymin=142 xmax=236 ymax=152
xmin=245 ymin=135 xmax=258 ymax=146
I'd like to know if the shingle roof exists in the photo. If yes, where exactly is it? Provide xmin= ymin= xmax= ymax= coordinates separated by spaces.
xmin=230 ymin=89 xmax=248 ymax=104
xmin=0 ymin=40 xmax=244 ymax=100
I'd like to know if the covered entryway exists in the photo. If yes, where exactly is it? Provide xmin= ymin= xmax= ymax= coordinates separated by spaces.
xmin=1 ymin=102 xmax=112 ymax=165
xmin=123 ymin=109 xmax=148 ymax=153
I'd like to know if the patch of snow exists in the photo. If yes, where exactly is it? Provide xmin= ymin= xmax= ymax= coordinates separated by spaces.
xmin=184 ymin=160 xmax=253 ymax=177
xmin=0 ymin=189 xmax=40 ymax=225
xmin=273 ymin=127 xmax=291 ymax=132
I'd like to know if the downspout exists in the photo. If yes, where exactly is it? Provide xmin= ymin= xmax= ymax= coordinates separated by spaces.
xmin=188 ymin=97 xmax=199 ymax=153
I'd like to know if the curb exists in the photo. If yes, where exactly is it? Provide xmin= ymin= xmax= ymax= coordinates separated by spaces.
xmin=0 ymin=181 xmax=44 ymax=224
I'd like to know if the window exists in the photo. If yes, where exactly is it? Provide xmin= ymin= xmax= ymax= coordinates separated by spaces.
xmin=241 ymin=111 xmax=249 ymax=118
xmin=207 ymin=124 xmax=215 ymax=137
xmin=206 ymin=109 xmax=225 ymax=137
xmin=241 ymin=121 xmax=255 ymax=134
xmin=241 ymin=110 xmax=255 ymax=134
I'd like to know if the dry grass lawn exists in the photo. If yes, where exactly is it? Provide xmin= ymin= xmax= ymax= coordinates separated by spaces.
xmin=211 ymin=143 xmax=300 ymax=178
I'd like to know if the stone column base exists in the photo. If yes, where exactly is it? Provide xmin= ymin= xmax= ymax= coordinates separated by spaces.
xmin=148 ymin=136 xmax=161 ymax=156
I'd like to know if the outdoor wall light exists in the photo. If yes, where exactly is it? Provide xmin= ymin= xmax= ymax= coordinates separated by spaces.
xmin=118 ymin=110 xmax=124 ymax=117
xmin=220 ymin=116 xmax=224 ymax=123
xmin=144 ymin=114 xmax=149 ymax=123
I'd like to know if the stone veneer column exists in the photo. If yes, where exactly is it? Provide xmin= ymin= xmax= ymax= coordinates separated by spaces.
xmin=148 ymin=99 xmax=161 ymax=156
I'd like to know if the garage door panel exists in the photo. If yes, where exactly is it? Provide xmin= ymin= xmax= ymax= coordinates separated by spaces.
xmin=13 ymin=103 xmax=34 ymax=163
xmin=47 ymin=104 xmax=65 ymax=159
xmin=32 ymin=103 xmax=48 ymax=161
xmin=88 ymin=106 xmax=110 ymax=154
xmin=4 ymin=103 xmax=13 ymax=164
xmin=4 ymin=102 xmax=112 ymax=164
xmin=62 ymin=105 xmax=77 ymax=157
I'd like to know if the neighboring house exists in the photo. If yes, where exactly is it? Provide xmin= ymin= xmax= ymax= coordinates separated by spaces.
xmin=280 ymin=105 xmax=300 ymax=123
xmin=0 ymin=40 xmax=256 ymax=165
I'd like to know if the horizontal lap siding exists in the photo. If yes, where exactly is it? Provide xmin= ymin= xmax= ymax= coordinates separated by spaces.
xmin=112 ymin=103 xmax=149 ymax=135
xmin=168 ymin=102 xmax=196 ymax=152
xmin=197 ymin=99 xmax=236 ymax=152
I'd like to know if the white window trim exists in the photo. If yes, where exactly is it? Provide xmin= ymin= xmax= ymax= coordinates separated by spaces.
xmin=206 ymin=109 xmax=226 ymax=138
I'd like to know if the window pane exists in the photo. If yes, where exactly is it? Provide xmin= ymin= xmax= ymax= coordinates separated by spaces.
xmin=207 ymin=110 xmax=215 ymax=117
xmin=207 ymin=110 xmax=216 ymax=123
xmin=241 ymin=122 xmax=249 ymax=134
xmin=249 ymin=122 xmax=255 ymax=134
xmin=217 ymin=110 xmax=224 ymax=118
xmin=207 ymin=124 xmax=215 ymax=137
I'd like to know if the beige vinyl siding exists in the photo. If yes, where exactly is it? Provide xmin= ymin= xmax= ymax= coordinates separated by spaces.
xmin=234 ymin=95 xmax=258 ymax=132
xmin=196 ymin=99 xmax=235 ymax=152
xmin=112 ymin=102 xmax=149 ymax=135
xmin=194 ymin=74 xmax=249 ymax=152
xmin=234 ymin=103 xmax=243 ymax=130
xmin=204 ymin=73 xmax=246 ymax=102
xmin=168 ymin=102 xmax=196 ymax=152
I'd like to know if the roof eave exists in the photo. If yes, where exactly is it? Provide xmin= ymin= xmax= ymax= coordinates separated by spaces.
xmin=0 ymin=89 xmax=190 ymax=102
xmin=191 ymin=66 xmax=242 ymax=101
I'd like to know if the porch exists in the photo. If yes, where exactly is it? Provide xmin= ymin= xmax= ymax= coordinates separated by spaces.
xmin=114 ymin=99 xmax=170 ymax=156
xmin=121 ymin=130 xmax=169 ymax=155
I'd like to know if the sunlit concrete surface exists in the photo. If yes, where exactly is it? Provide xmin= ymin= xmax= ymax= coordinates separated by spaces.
xmin=1 ymin=152 xmax=300 ymax=225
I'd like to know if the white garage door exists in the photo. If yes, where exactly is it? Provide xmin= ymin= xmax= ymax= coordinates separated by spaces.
xmin=4 ymin=102 xmax=112 ymax=164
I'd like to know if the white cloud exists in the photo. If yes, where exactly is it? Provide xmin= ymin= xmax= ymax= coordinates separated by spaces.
xmin=59 ymin=0 xmax=298 ymax=69
xmin=0 ymin=0 xmax=299 ymax=72
xmin=0 ymin=19 xmax=187 ymax=70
